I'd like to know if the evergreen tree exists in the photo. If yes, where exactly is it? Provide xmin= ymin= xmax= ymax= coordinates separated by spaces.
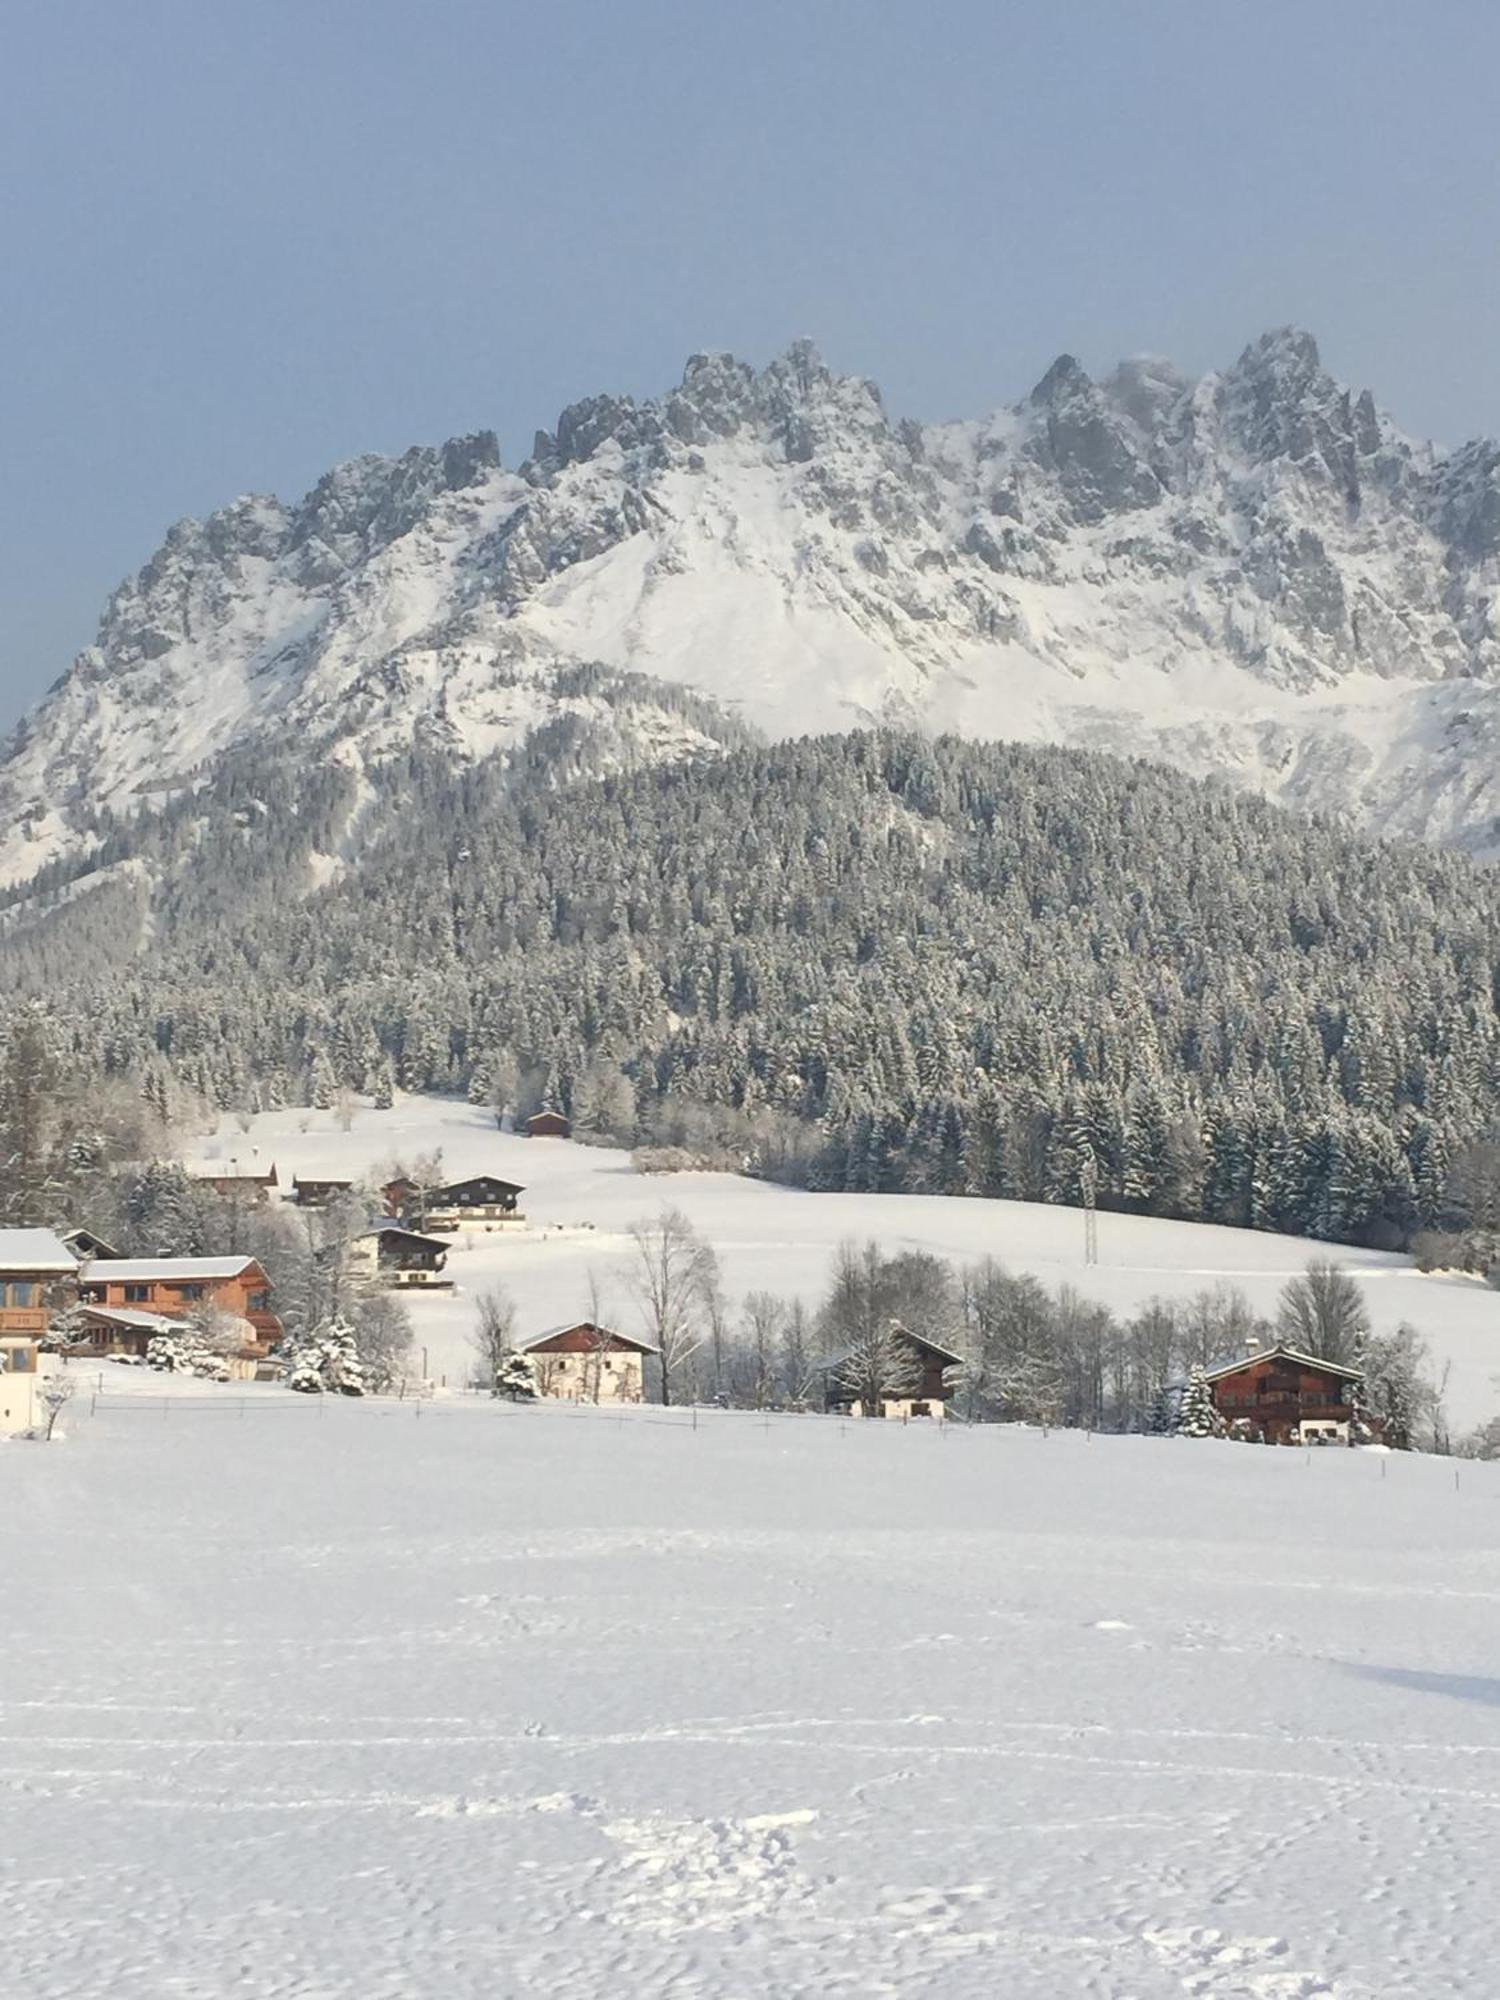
xmin=1174 ymin=1364 xmax=1225 ymax=1439
xmin=495 ymin=1350 xmax=538 ymax=1401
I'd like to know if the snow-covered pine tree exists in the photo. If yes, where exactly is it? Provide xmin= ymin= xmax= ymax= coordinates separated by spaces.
xmin=282 ymin=1315 xmax=366 ymax=1395
xmin=494 ymin=1349 xmax=538 ymax=1401
xmin=1174 ymin=1364 xmax=1225 ymax=1439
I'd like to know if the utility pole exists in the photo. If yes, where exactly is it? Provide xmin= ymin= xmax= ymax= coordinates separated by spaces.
xmin=1081 ymin=1156 xmax=1099 ymax=1267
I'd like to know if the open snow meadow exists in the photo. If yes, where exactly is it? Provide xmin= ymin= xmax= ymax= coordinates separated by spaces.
xmin=8 ymin=1378 xmax=1500 ymax=1997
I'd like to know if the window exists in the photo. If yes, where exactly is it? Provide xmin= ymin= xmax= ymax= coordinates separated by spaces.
xmin=6 ymin=1281 xmax=33 ymax=1308
xmin=173 ymin=1284 xmax=206 ymax=1302
xmin=124 ymin=1284 xmax=152 ymax=1303
xmin=248 ymin=1290 xmax=270 ymax=1312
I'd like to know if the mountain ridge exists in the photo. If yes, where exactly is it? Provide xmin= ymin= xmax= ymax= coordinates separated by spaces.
xmin=5 ymin=326 xmax=1500 ymax=886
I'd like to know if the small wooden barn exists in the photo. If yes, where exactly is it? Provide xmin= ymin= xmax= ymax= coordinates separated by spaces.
xmin=525 ymin=1110 xmax=571 ymax=1139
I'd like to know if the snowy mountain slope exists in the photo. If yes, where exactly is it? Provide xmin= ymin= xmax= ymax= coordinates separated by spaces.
xmin=6 ymin=328 xmax=1500 ymax=885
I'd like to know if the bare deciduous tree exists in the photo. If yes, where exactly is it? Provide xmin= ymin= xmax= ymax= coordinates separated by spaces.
xmin=823 ymin=1241 xmax=923 ymax=1416
xmin=471 ymin=1285 xmax=518 ymax=1394
xmin=1276 ymin=1259 xmax=1369 ymax=1363
xmin=37 ymin=1368 xmax=75 ymax=1441
xmin=739 ymin=1291 xmax=785 ymax=1409
xmin=628 ymin=1207 xmax=719 ymax=1406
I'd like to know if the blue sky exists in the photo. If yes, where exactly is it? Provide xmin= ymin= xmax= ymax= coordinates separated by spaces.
xmin=3 ymin=0 xmax=1497 ymax=726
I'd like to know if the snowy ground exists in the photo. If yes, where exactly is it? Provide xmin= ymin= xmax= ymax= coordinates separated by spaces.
xmin=7 ymin=1384 xmax=1500 ymax=1997
xmin=186 ymin=1098 xmax=1500 ymax=1432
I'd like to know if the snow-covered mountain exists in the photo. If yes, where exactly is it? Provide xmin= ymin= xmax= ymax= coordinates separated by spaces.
xmin=6 ymin=326 xmax=1500 ymax=886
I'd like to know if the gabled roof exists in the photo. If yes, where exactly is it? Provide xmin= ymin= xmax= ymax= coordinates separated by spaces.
xmin=79 ymin=1257 xmax=261 ymax=1282
xmin=1204 ymin=1342 xmax=1365 ymax=1385
xmin=0 ymin=1229 xmax=78 ymax=1274
xmin=425 ymin=1175 xmax=525 ymax=1200
xmin=520 ymin=1321 xmax=659 ymax=1356
xmin=62 ymin=1227 xmax=123 ymax=1259
xmin=78 ymin=1305 xmax=186 ymax=1332
xmin=191 ymin=1161 xmax=278 ymax=1184
xmin=361 ymin=1223 xmax=449 ymax=1252
xmin=824 ymin=1322 xmax=964 ymax=1371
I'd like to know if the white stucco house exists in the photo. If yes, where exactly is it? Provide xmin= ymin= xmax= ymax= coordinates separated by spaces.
xmin=0 ymin=1334 xmax=43 ymax=1435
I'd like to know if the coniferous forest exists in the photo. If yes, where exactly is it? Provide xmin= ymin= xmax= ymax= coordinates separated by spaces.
xmin=5 ymin=729 xmax=1500 ymax=1257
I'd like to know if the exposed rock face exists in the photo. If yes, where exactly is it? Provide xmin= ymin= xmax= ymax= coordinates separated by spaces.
xmin=5 ymin=326 xmax=1500 ymax=888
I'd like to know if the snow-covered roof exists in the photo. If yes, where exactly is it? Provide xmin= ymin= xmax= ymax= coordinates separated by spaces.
xmin=79 ymin=1257 xmax=259 ymax=1281
xmin=62 ymin=1227 xmax=123 ymax=1258
xmin=79 ymin=1305 xmax=184 ymax=1332
xmin=520 ymin=1322 xmax=659 ymax=1356
xmin=823 ymin=1323 xmax=964 ymax=1371
xmin=1204 ymin=1343 xmax=1364 ymax=1384
xmin=0 ymin=1229 xmax=78 ymax=1273
xmin=361 ymin=1223 xmax=449 ymax=1250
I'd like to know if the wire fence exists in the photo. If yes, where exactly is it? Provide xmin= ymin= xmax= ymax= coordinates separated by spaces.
xmin=71 ymin=1383 xmax=1495 ymax=1489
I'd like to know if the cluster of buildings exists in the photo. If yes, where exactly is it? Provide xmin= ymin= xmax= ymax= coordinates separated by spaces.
xmin=0 ymin=1225 xmax=284 ymax=1428
xmin=1 ymin=1123 xmax=1378 ymax=1439
xmin=814 ymin=1327 xmax=1374 ymax=1440
xmin=0 ymin=1158 xmax=549 ymax=1424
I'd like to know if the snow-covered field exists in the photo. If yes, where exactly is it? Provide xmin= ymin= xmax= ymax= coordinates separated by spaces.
xmin=186 ymin=1098 xmax=1500 ymax=1432
xmin=8 ymin=1383 xmax=1500 ymax=1997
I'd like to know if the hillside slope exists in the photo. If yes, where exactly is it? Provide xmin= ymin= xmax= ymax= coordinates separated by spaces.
xmin=5 ymin=328 xmax=1500 ymax=883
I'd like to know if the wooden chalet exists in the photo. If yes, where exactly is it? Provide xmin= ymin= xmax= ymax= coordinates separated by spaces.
xmin=61 ymin=1226 xmax=124 ymax=1261
xmin=290 ymin=1175 xmax=355 ymax=1208
xmin=0 ymin=1230 xmax=79 ymax=1339
xmin=1204 ymin=1342 xmax=1369 ymax=1445
xmin=346 ymin=1224 xmax=452 ymax=1290
xmin=525 ymin=1109 xmax=571 ymax=1139
xmin=520 ymin=1322 xmax=656 ymax=1404
xmin=408 ymin=1174 xmax=526 ymax=1234
xmin=194 ymin=1161 xmax=279 ymax=1202
xmin=76 ymin=1256 xmax=282 ymax=1355
xmin=380 ymin=1176 xmax=420 ymax=1219
xmin=824 ymin=1323 xmax=962 ymax=1421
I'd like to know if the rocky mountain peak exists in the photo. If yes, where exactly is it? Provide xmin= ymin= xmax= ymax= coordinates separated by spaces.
xmin=6 ymin=327 xmax=1500 ymax=892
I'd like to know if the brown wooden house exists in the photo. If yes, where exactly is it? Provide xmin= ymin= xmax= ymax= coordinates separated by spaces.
xmin=381 ymin=1176 xmax=420 ymax=1218
xmin=410 ymin=1175 xmax=526 ymax=1233
xmin=345 ymin=1224 xmax=452 ymax=1290
xmin=0 ymin=1230 xmax=79 ymax=1338
xmin=291 ymin=1175 xmax=355 ymax=1208
xmin=1204 ymin=1343 xmax=1368 ymax=1445
xmin=824 ymin=1323 xmax=961 ymax=1421
xmin=77 ymin=1256 xmax=282 ymax=1354
xmin=521 ymin=1322 xmax=656 ymax=1404
xmin=195 ymin=1161 xmax=279 ymax=1202
xmin=525 ymin=1110 xmax=571 ymax=1139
